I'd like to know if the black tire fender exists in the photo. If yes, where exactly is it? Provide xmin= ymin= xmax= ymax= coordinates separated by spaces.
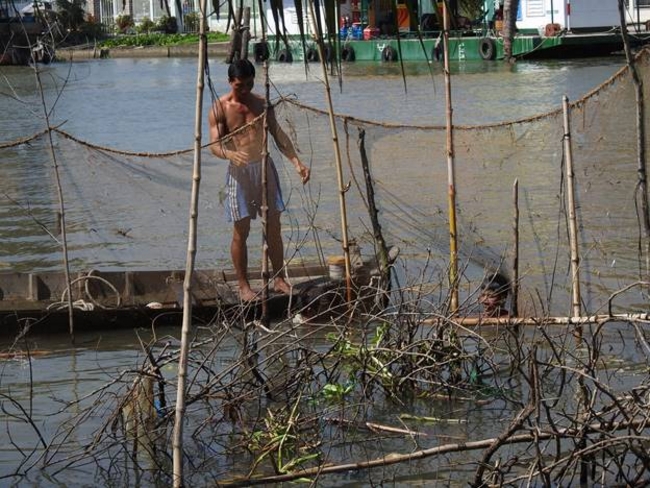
xmin=277 ymin=48 xmax=293 ymax=63
xmin=478 ymin=37 xmax=496 ymax=61
xmin=253 ymin=41 xmax=269 ymax=63
xmin=306 ymin=46 xmax=319 ymax=62
xmin=381 ymin=45 xmax=397 ymax=62
xmin=341 ymin=45 xmax=355 ymax=62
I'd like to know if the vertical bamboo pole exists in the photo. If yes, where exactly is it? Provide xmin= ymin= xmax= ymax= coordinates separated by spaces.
xmin=172 ymin=0 xmax=207 ymax=482
xmin=618 ymin=0 xmax=650 ymax=280
xmin=260 ymin=23 xmax=271 ymax=324
xmin=511 ymin=178 xmax=519 ymax=318
xmin=308 ymin=0 xmax=353 ymax=303
xmin=562 ymin=96 xmax=581 ymax=319
xmin=34 ymin=71 xmax=75 ymax=343
xmin=442 ymin=0 xmax=459 ymax=312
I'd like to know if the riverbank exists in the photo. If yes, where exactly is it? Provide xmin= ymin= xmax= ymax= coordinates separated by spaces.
xmin=56 ymin=41 xmax=230 ymax=60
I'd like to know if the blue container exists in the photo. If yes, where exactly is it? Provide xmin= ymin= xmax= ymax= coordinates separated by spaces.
xmin=351 ymin=24 xmax=363 ymax=40
xmin=339 ymin=26 xmax=348 ymax=39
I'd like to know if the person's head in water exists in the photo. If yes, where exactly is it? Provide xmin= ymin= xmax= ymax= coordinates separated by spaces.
xmin=479 ymin=272 xmax=510 ymax=316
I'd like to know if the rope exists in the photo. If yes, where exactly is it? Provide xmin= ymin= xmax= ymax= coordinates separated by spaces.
xmin=0 ymin=128 xmax=50 ymax=149
xmin=46 ymin=299 xmax=95 ymax=311
xmin=50 ymin=108 xmax=273 ymax=158
xmin=282 ymin=47 xmax=650 ymax=130
xmin=48 ymin=271 xmax=123 ymax=311
xmin=2 ymin=48 xmax=647 ymax=154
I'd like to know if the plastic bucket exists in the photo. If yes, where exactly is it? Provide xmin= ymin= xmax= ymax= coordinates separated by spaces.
xmin=327 ymin=256 xmax=346 ymax=281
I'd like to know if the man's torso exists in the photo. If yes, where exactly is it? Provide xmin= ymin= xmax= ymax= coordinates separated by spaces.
xmin=221 ymin=94 xmax=266 ymax=164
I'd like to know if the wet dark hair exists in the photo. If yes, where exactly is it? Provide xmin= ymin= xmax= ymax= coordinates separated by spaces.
xmin=228 ymin=59 xmax=256 ymax=81
xmin=481 ymin=272 xmax=510 ymax=297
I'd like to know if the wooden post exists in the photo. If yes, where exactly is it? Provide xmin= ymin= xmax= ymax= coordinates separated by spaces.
xmin=442 ymin=0 xmax=459 ymax=313
xmin=511 ymin=179 xmax=519 ymax=318
xmin=308 ymin=0 xmax=354 ymax=305
xmin=240 ymin=7 xmax=251 ymax=61
xmin=260 ymin=29 xmax=271 ymax=325
xmin=226 ymin=8 xmax=242 ymax=64
xmin=618 ymin=0 xmax=650 ymax=280
xmin=562 ymin=96 xmax=581 ymax=320
xmin=172 ymin=0 xmax=208 ymax=482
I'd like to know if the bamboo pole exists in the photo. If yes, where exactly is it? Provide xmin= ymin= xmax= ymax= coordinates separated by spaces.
xmin=33 ymin=70 xmax=75 ymax=343
xmin=511 ymin=179 xmax=519 ymax=317
xmin=260 ymin=20 xmax=271 ymax=324
xmin=618 ymin=0 xmax=650 ymax=280
xmin=442 ymin=0 xmax=459 ymax=312
xmin=421 ymin=312 xmax=650 ymax=327
xmin=172 ymin=0 xmax=207 ymax=482
xmin=562 ymin=96 xmax=581 ymax=319
xmin=359 ymin=128 xmax=391 ymax=293
xmin=308 ymin=0 xmax=353 ymax=304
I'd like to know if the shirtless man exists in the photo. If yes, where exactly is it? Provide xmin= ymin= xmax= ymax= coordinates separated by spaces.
xmin=208 ymin=59 xmax=310 ymax=301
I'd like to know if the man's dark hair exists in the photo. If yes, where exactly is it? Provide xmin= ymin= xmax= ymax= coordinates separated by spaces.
xmin=481 ymin=271 xmax=510 ymax=297
xmin=228 ymin=59 xmax=256 ymax=81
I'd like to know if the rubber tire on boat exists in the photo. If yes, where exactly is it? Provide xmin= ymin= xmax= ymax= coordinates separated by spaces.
xmin=432 ymin=44 xmax=442 ymax=62
xmin=381 ymin=45 xmax=398 ymax=62
xmin=478 ymin=37 xmax=496 ymax=61
xmin=306 ymin=46 xmax=319 ymax=62
xmin=341 ymin=45 xmax=355 ymax=62
xmin=322 ymin=45 xmax=333 ymax=62
xmin=277 ymin=48 xmax=293 ymax=63
xmin=253 ymin=41 xmax=270 ymax=63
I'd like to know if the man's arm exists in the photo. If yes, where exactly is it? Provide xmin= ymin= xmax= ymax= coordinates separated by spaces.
xmin=208 ymin=101 xmax=230 ymax=160
xmin=268 ymin=107 xmax=311 ymax=184
xmin=208 ymin=100 xmax=250 ymax=167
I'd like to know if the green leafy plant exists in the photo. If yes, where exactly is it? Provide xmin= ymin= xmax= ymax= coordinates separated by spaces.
xmin=136 ymin=17 xmax=156 ymax=34
xmin=97 ymin=32 xmax=228 ymax=48
xmin=115 ymin=14 xmax=134 ymax=34
xmin=156 ymin=15 xmax=178 ymax=34
xmin=183 ymin=12 xmax=199 ymax=32
xmin=55 ymin=0 xmax=86 ymax=31
xmin=246 ymin=405 xmax=320 ymax=475
xmin=321 ymin=382 xmax=354 ymax=403
xmin=459 ymin=0 xmax=485 ymax=22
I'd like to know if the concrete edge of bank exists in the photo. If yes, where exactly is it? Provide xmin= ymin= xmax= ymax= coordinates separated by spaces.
xmin=56 ymin=42 xmax=230 ymax=61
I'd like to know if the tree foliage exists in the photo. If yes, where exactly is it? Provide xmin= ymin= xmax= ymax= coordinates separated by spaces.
xmin=55 ymin=0 xmax=87 ymax=31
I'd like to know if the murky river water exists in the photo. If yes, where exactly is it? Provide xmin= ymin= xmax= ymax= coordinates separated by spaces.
xmin=1 ymin=55 xmax=648 ymax=486
xmin=3 ymin=56 xmax=624 ymax=147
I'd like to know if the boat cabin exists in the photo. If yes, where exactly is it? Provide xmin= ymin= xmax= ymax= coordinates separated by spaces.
xmin=325 ymin=0 xmax=649 ymax=37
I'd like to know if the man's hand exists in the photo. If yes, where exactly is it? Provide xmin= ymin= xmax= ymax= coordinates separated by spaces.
xmin=296 ymin=163 xmax=310 ymax=184
xmin=225 ymin=149 xmax=249 ymax=167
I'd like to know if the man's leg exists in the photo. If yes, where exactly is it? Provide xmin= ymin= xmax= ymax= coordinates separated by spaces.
xmin=232 ymin=217 xmax=257 ymax=301
xmin=267 ymin=211 xmax=292 ymax=294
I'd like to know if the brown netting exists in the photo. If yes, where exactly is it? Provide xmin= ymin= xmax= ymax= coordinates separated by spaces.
xmin=1 ymin=49 xmax=649 ymax=316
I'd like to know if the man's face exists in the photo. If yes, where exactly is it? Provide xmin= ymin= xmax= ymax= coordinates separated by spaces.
xmin=479 ymin=290 xmax=505 ymax=310
xmin=230 ymin=76 xmax=254 ymax=97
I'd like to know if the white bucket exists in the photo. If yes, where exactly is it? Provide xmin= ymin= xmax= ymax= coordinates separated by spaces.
xmin=327 ymin=256 xmax=346 ymax=281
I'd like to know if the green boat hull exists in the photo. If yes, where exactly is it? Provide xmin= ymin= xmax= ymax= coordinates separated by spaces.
xmin=264 ymin=31 xmax=650 ymax=63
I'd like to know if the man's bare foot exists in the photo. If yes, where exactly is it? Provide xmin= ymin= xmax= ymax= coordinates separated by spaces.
xmin=274 ymin=278 xmax=292 ymax=295
xmin=239 ymin=287 xmax=259 ymax=302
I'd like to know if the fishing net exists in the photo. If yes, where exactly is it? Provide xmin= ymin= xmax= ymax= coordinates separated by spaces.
xmin=1 ymin=48 xmax=650 ymax=316
xmin=272 ymin=50 xmax=650 ymax=317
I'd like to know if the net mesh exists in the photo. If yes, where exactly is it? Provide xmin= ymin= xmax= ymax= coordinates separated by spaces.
xmin=2 ymin=49 xmax=650 ymax=316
